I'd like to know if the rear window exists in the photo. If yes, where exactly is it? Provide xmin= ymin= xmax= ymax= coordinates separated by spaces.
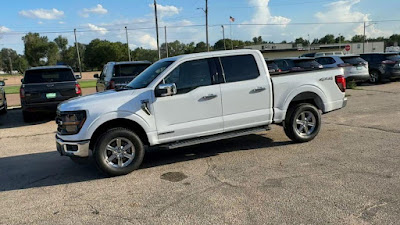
xmin=385 ymin=54 xmax=400 ymax=61
xmin=266 ymin=61 xmax=279 ymax=70
xmin=341 ymin=56 xmax=366 ymax=64
xmin=294 ymin=59 xmax=321 ymax=69
xmin=24 ymin=68 xmax=75 ymax=83
xmin=220 ymin=55 xmax=259 ymax=82
xmin=114 ymin=64 xmax=150 ymax=77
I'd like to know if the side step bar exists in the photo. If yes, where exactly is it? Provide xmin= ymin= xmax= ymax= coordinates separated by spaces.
xmin=161 ymin=125 xmax=270 ymax=150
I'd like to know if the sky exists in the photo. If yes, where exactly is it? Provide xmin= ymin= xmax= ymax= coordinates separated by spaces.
xmin=0 ymin=0 xmax=399 ymax=54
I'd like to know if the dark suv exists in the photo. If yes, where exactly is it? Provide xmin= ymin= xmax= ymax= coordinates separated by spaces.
xmin=273 ymin=57 xmax=323 ymax=72
xmin=360 ymin=53 xmax=400 ymax=82
xmin=20 ymin=66 xmax=82 ymax=121
xmin=94 ymin=61 xmax=151 ymax=92
xmin=0 ymin=80 xmax=6 ymax=114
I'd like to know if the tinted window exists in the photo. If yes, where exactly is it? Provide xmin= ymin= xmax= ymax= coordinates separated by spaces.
xmin=266 ymin=61 xmax=279 ymax=70
xmin=220 ymin=55 xmax=259 ymax=82
xmin=316 ymin=57 xmax=335 ymax=65
xmin=114 ymin=64 xmax=150 ymax=77
xmin=341 ymin=56 xmax=366 ymax=65
xmin=385 ymin=54 xmax=400 ymax=61
xmin=294 ymin=59 xmax=322 ymax=69
xmin=127 ymin=61 xmax=173 ymax=89
xmin=24 ymin=68 xmax=75 ymax=83
xmin=164 ymin=59 xmax=212 ymax=94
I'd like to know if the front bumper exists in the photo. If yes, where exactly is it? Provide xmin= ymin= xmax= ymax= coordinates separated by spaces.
xmin=56 ymin=135 xmax=90 ymax=157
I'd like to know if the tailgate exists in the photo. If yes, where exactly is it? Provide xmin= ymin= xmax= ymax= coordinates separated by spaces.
xmin=23 ymin=81 xmax=77 ymax=104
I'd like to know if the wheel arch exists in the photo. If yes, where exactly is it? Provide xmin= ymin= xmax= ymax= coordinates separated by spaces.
xmin=286 ymin=91 xmax=325 ymax=112
xmin=89 ymin=118 xmax=149 ymax=151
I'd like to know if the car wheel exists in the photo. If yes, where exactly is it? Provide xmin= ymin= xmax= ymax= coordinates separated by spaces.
xmin=22 ymin=111 xmax=33 ymax=122
xmin=0 ymin=100 xmax=6 ymax=114
xmin=93 ymin=128 xmax=145 ymax=176
xmin=283 ymin=103 xmax=321 ymax=143
xmin=369 ymin=71 xmax=380 ymax=84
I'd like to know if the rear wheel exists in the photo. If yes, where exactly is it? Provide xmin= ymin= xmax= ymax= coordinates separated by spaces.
xmin=0 ymin=99 xmax=6 ymax=114
xmin=93 ymin=128 xmax=145 ymax=176
xmin=283 ymin=103 xmax=321 ymax=143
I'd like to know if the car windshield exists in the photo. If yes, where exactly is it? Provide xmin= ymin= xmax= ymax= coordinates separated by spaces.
xmin=114 ymin=63 xmax=150 ymax=77
xmin=126 ymin=61 xmax=174 ymax=89
xmin=341 ymin=56 xmax=366 ymax=65
xmin=24 ymin=68 xmax=75 ymax=83
xmin=294 ymin=59 xmax=321 ymax=69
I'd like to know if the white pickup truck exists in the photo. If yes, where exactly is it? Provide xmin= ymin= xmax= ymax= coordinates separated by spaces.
xmin=56 ymin=50 xmax=347 ymax=176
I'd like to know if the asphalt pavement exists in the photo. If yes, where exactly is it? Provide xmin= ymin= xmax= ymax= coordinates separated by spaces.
xmin=0 ymin=82 xmax=400 ymax=224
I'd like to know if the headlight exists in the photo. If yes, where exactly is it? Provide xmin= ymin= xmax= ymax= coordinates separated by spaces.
xmin=56 ymin=110 xmax=87 ymax=135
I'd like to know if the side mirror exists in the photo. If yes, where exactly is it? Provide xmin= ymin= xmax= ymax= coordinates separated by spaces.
xmin=93 ymin=74 xmax=99 ymax=79
xmin=0 ymin=81 xmax=4 ymax=86
xmin=75 ymin=74 xmax=82 ymax=79
xmin=156 ymin=83 xmax=177 ymax=97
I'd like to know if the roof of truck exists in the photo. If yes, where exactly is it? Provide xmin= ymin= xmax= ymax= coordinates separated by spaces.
xmin=160 ymin=49 xmax=261 ymax=62
xmin=109 ymin=61 xmax=152 ymax=65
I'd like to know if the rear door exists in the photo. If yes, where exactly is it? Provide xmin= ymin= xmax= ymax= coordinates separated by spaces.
xmin=153 ymin=58 xmax=223 ymax=143
xmin=219 ymin=54 xmax=272 ymax=132
xmin=96 ymin=64 xmax=109 ymax=92
xmin=111 ymin=63 xmax=150 ymax=89
xmin=23 ymin=68 xmax=77 ymax=104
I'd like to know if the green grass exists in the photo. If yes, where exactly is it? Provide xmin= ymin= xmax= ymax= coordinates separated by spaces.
xmin=3 ymin=80 xmax=97 ymax=94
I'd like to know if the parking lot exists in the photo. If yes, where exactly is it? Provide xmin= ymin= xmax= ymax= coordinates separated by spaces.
xmin=1 ymin=82 xmax=400 ymax=224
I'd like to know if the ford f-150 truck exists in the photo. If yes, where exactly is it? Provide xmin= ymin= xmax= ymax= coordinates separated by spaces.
xmin=56 ymin=50 xmax=347 ymax=176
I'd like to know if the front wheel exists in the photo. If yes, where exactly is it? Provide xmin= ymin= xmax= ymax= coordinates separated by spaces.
xmin=283 ymin=103 xmax=321 ymax=143
xmin=93 ymin=128 xmax=145 ymax=176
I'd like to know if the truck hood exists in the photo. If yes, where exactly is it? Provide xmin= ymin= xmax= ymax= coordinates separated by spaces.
xmin=58 ymin=89 xmax=142 ymax=112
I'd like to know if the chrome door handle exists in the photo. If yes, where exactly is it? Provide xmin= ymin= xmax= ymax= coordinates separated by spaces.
xmin=251 ymin=87 xmax=266 ymax=93
xmin=201 ymin=94 xmax=218 ymax=100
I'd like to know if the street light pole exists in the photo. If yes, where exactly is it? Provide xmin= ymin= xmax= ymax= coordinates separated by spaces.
xmin=205 ymin=0 xmax=209 ymax=52
xmin=154 ymin=0 xmax=161 ymax=60
xmin=74 ymin=29 xmax=82 ymax=78
xmin=363 ymin=22 xmax=366 ymax=53
xmin=125 ymin=26 xmax=131 ymax=61
xmin=222 ymin=25 xmax=226 ymax=50
xmin=338 ymin=33 xmax=341 ymax=51
xmin=164 ymin=26 xmax=168 ymax=57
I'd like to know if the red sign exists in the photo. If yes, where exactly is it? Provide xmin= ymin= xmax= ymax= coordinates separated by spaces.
xmin=345 ymin=45 xmax=351 ymax=51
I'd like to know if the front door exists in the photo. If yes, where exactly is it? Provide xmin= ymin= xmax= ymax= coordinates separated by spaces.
xmin=153 ymin=58 xmax=223 ymax=143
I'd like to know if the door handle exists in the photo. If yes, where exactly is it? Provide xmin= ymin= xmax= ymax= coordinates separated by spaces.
xmin=251 ymin=87 xmax=266 ymax=93
xmin=200 ymin=94 xmax=218 ymax=101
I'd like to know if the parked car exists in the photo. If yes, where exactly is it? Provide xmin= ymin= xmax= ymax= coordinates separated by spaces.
xmin=0 ymin=80 xmax=6 ymax=114
xmin=360 ymin=53 xmax=400 ymax=83
xmin=315 ymin=55 xmax=370 ymax=83
xmin=273 ymin=57 xmax=323 ymax=72
xmin=265 ymin=60 xmax=282 ymax=74
xmin=55 ymin=49 xmax=347 ymax=176
xmin=94 ymin=61 xmax=151 ymax=92
xmin=300 ymin=52 xmax=344 ymax=58
xmin=20 ymin=66 xmax=82 ymax=122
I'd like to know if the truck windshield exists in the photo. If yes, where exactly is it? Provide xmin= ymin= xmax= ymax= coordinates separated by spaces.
xmin=24 ymin=68 xmax=75 ymax=83
xmin=114 ymin=64 xmax=151 ymax=77
xmin=126 ymin=61 xmax=174 ymax=89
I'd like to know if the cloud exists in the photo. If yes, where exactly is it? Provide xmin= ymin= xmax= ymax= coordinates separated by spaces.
xmin=80 ymin=4 xmax=108 ymax=18
xmin=241 ymin=0 xmax=291 ymax=38
xmin=19 ymin=8 xmax=64 ymax=20
xmin=87 ymin=23 xmax=108 ymax=35
xmin=138 ymin=34 xmax=158 ymax=49
xmin=59 ymin=21 xmax=65 ymax=24
xmin=0 ymin=26 xmax=11 ymax=33
xmin=148 ymin=4 xmax=181 ymax=18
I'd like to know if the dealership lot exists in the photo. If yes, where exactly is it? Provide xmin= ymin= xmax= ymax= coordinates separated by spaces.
xmin=1 ymin=82 xmax=400 ymax=224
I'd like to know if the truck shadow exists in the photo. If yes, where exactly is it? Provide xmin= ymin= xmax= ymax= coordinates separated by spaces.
xmin=0 ymin=134 xmax=292 ymax=192
xmin=0 ymin=108 xmax=54 ymax=129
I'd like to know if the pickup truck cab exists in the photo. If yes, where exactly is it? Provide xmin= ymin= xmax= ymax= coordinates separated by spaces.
xmin=94 ymin=61 xmax=151 ymax=92
xmin=56 ymin=50 xmax=347 ymax=176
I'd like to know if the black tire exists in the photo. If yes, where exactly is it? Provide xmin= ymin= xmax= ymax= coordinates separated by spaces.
xmin=0 ymin=100 xmax=6 ymax=115
xmin=369 ymin=71 xmax=381 ymax=84
xmin=283 ymin=103 xmax=321 ymax=143
xmin=22 ymin=111 xmax=33 ymax=122
xmin=93 ymin=128 xmax=145 ymax=176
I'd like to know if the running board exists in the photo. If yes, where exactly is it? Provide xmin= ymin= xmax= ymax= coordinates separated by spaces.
xmin=161 ymin=125 xmax=270 ymax=150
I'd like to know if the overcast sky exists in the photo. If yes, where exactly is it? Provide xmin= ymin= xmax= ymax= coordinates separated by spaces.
xmin=0 ymin=0 xmax=399 ymax=54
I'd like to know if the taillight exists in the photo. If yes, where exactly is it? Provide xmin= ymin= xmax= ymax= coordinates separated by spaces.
xmin=382 ymin=60 xmax=396 ymax=64
xmin=335 ymin=75 xmax=346 ymax=92
xmin=278 ymin=69 xmax=282 ymax=72
xmin=337 ymin=63 xmax=352 ymax=67
xmin=108 ymin=80 xmax=115 ymax=89
xmin=75 ymin=83 xmax=82 ymax=95
xmin=20 ymin=87 xmax=25 ymax=98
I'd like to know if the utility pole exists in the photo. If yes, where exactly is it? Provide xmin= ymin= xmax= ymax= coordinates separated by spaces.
xmin=74 ymin=29 xmax=82 ymax=78
xmin=164 ymin=26 xmax=168 ymax=57
xmin=154 ymin=0 xmax=161 ymax=60
xmin=205 ymin=0 xmax=209 ymax=52
xmin=363 ymin=22 xmax=366 ymax=53
xmin=7 ymin=49 xmax=13 ymax=74
xmin=338 ymin=33 xmax=341 ymax=51
xmin=125 ymin=26 xmax=131 ymax=61
xmin=308 ymin=34 xmax=310 ymax=52
xmin=222 ymin=25 xmax=226 ymax=50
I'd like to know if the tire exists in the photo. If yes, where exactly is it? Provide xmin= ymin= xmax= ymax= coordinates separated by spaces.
xmin=0 ymin=100 xmax=6 ymax=115
xmin=283 ymin=103 xmax=321 ymax=143
xmin=22 ymin=111 xmax=33 ymax=122
xmin=369 ymin=71 xmax=381 ymax=84
xmin=93 ymin=128 xmax=145 ymax=176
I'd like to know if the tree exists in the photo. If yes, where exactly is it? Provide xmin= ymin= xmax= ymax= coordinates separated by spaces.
xmin=46 ymin=42 xmax=59 ymax=65
xmin=335 ymin=35 xmax=346 ymax=43
xmin=54 ymin=35 xmax=68 ymax=62
xmin=319 ymin=34 xmax=335 ymax=44
xmin=14 ymin=56 xmax=29 ymax=73
xmin=84 ymin=39 xmax=126 ymax=70
xmin=295 ymin=37 xmax=309 ymax=46
xmin=388 ymin=34 xmax=400 ymax=46
xmin=351 ymin=35 xmax=365 ymax=43
xmin=252 ymin=36 xmax=263 ymax=45
xmin=22 ymin=33 xmax=49 ymax=66
xmin=0 ymin=48 xmax=18 ymax=73
xmin=194 ymin=41 xmax=207 ymax=53
xmin=131 ymin=47 xmax=158 ymax=62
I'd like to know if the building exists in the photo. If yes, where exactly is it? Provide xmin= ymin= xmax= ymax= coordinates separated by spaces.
xmin=243 ymin=42 xmax=385 ymax=59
